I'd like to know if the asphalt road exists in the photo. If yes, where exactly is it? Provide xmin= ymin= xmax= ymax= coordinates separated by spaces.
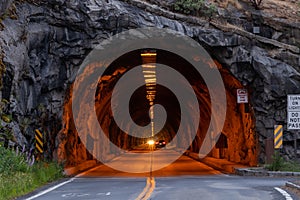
xmin=22 ymin=150 xmax=299 ymax=200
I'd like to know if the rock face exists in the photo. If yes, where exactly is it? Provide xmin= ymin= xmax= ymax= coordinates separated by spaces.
xmin=0 ymin=0 xmax=299 ymax=165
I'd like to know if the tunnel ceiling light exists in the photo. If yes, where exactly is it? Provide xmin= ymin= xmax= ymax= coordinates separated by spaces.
xmin=146 ymin=83 xmax=156 ymax=86
xmin=147 ymin=91 xmax=156 ymax=94
xmin=145 ymin=78 xmax=156 ymax=83
xmin=144 ymin=74 xmax=156 ymax=78
xmin=143 ymin=71 xmax=156 ymax=74
xmin=147 ymin=95 xmax=155 ymax=99
xmin=147 ymin=87 xmax=156 ymax=90
xmin=141 ymin=50 xmax=157 ymax=138
xmin=141 ymin=52 xmax=157 ymax=57
xmin=142 ymin=65 xmax=156 ymax=69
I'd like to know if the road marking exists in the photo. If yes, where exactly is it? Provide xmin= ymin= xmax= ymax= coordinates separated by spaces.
xmin=61 ymin=193 xmax=90 ymax=198
xmin=25 ymin=165 xmax=103 ymax=200
xmin=135 ymin=177 xmax=156 ymax=200
xmin=274 ymin=187 xmax=293 ymax=200
xmin=25 ymin=178 xmax=75 ymax=200
xmin=97 ymin=192 xmax=111 ymax=196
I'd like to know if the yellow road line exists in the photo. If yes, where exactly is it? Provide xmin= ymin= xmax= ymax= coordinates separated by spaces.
xmin=142 ymin=177 xmax=155 ymax=200
xmin=135 ymin=177 xmax=155 ymax=200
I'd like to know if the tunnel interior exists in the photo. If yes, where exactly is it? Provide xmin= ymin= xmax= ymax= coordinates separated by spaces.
xmin=58 ymin=48 xmax=257 ymax=168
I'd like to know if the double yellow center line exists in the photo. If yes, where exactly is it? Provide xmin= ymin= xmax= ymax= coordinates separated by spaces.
xmin=135 ymin=177 xmax=156 ymax=200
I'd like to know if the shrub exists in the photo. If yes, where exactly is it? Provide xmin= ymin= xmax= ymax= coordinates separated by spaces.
xmin=0 ymin=146 xmax=29 ymax=175
xmin=266 ymin=151 xmax=300 ymax=172
xmin=174 ymin=0 xmax=205 ymax=15
xmin=266 ymin=151 xmax=284 ymax=171
xmin=0 ymin=146 xmax=64 ymax=200
xmin=173 ymin=0 xmax=217 ymax=17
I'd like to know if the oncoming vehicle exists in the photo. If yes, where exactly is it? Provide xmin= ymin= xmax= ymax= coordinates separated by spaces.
xmin=155 ymin=140 xmax=166 ymax=148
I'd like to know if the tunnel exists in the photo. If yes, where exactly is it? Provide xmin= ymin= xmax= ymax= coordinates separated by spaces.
xmin=57 ymin=47 xmax=257 ymax=171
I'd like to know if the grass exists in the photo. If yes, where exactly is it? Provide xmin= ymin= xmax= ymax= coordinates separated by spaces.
xmin=279 ymin=161 xmax=300 ymax=172
xmin=0 ymin=146 xmax=65 ymax=200
xmin=265 ymin=151 xmax=300 ymax=172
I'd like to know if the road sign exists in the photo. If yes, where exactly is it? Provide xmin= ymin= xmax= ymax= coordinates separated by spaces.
xmin=287 ymin=95 xmax=300 ymax=130
xmin=35 ymin=129 xmax=43 ymax=153
xmin=274 ymin=125 xmax=283 ymax=149
xmin=237 ymin=89 xmax=248 ymax=103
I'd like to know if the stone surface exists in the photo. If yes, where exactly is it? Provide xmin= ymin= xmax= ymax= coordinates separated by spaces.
xmin=0 ymin=0 xmax=299 ymax=166
xmin=0 ymin=0 xmax=13 ymax=16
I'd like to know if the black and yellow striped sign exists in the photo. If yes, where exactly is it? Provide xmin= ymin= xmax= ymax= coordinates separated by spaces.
xmin=274 ymin=125 xmax=283 ymax=149
xmin=35 ymin=129 xmax=43 ymax=153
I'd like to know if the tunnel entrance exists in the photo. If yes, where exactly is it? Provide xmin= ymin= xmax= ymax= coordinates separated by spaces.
xmin=57 ymin=48 xmax=257 ymax=169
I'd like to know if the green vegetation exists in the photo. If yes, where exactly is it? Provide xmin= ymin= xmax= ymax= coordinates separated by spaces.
xmin=0 ymin=146 xmax=64 ymax=200
xmin=173 ymin=0 xmax=217 ymax=18
xmin=265 ymin=151 xmax=300 ymax=172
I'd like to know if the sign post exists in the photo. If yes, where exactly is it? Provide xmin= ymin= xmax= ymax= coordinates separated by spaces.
xmin=287 ymin=95 xmax=300 ymax=157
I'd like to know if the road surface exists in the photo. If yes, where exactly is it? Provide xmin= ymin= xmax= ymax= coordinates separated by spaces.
xmin=21 ymin=150 xmax=299 ymax=200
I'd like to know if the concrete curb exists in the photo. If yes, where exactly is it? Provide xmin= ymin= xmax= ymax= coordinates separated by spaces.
xmin=183 ymin=150 xmax=300 ymax=177
xmin=235 ymin=168 xmax=300 ymax=177
xmin=184 ymin=151 xmax=247 ymax=174
xmin=286 ymin=182 xmax=300 ymax=191
xmin=64 ymin=160 xmax=98 ymax=176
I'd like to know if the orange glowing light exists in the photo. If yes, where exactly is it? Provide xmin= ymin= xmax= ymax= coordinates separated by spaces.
xmin=147 ymin=140 xmax=155 ymax=145
xmin=141 ymin=53 xmax=157 ymax=57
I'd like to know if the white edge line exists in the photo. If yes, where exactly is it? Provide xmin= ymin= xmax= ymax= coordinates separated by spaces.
xmin=25 ymin=178 xmax=74 ymax=200
xmin=25 ymin=165 xmax=102 ymax=200
xmin=274 ymin=187 xmax=293 ymax=200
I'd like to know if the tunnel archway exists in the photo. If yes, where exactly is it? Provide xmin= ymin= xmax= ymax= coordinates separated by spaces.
xmin=57 ymin=48 xmax=257 ymax=169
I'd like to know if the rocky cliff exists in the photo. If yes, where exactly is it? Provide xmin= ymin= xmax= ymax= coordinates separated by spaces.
xmin=0 ymin=0 xmax=299 ymax=165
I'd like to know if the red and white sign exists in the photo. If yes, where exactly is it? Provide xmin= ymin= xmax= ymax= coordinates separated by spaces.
xmin=237 ymin=89 xmax=248 ymax=103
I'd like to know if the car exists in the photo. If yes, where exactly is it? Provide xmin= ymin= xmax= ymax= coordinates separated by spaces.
xmin=155 ymin=140 xmax=166 ymax=148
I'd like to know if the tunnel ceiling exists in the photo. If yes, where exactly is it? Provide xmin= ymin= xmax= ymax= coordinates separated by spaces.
xmin=95 ymin=49 xmax=212 ymax=150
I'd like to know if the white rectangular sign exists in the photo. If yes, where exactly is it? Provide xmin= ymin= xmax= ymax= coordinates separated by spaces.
xmin=237 ymin=89 xmax=248 ymax=103
xmin=287 ymin=95 xmax=300 ymax=130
